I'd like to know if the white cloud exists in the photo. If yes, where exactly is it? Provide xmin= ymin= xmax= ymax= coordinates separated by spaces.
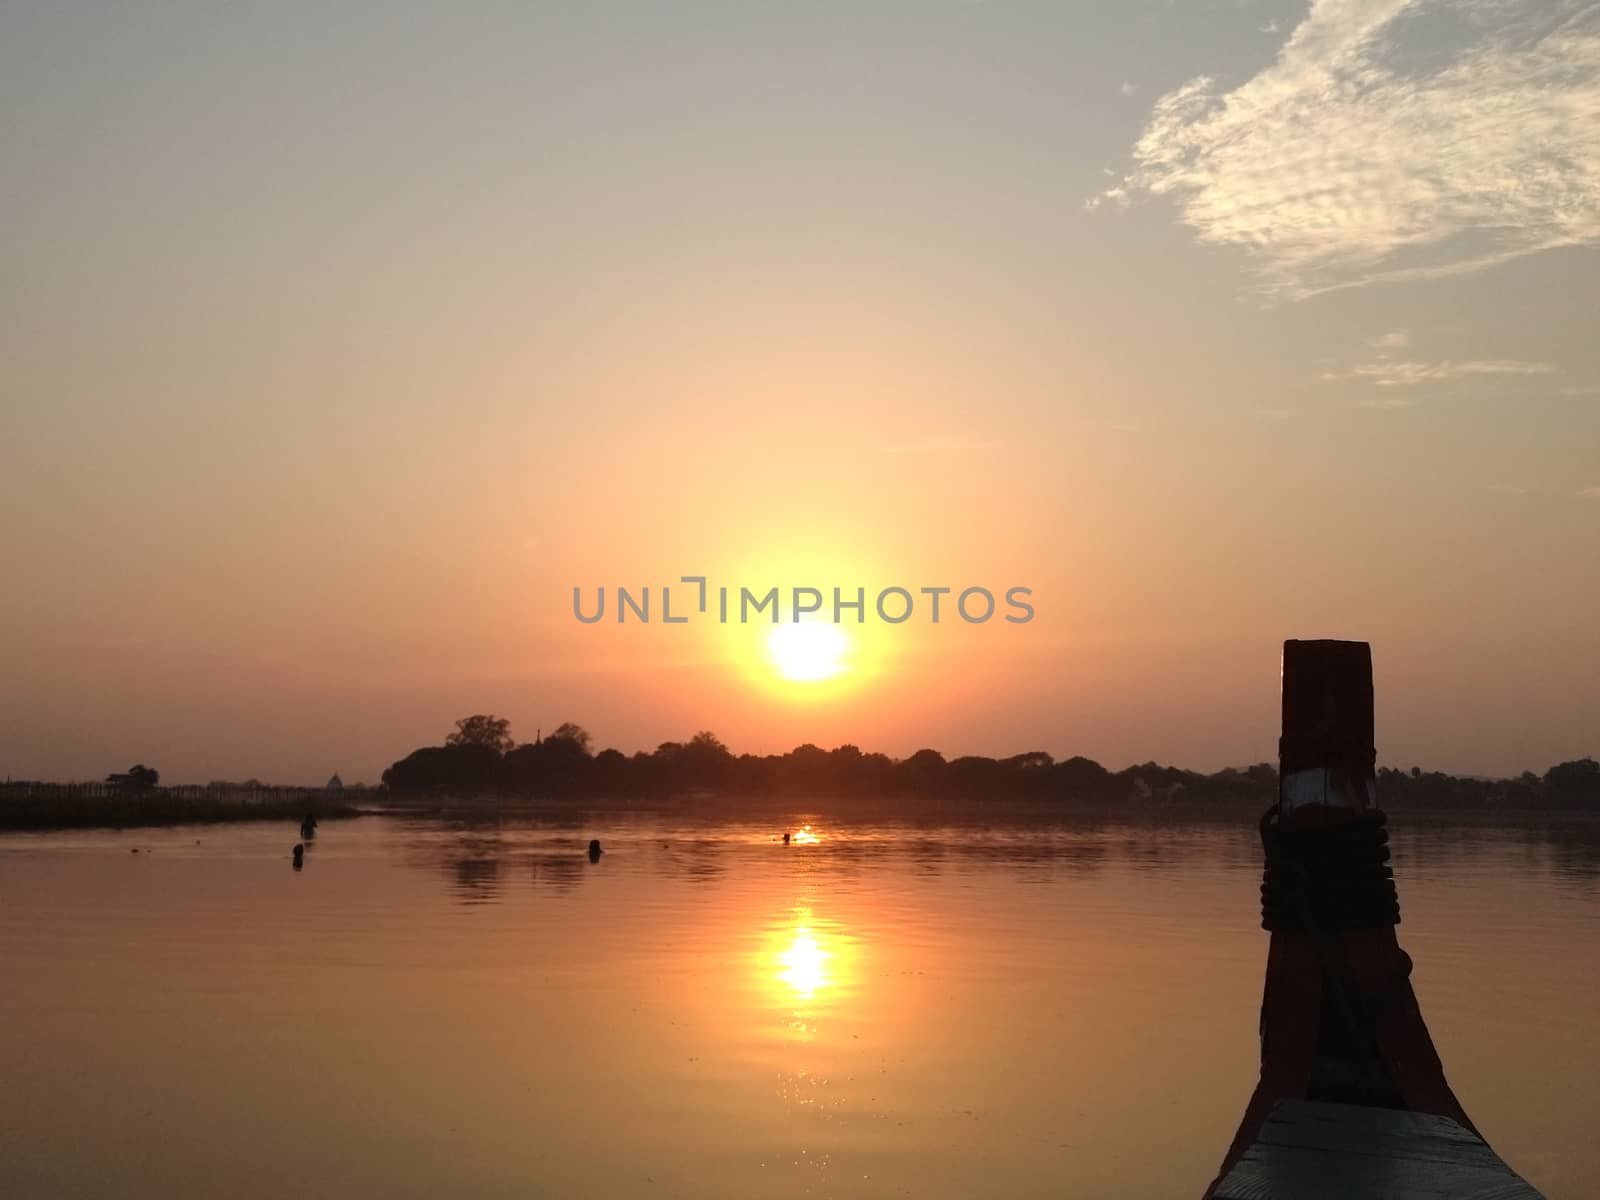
xmin=1094 ymin=1 xmax=1600 ymax=298
xmin=1579 ymin=485 xmax=1600 ymax=499
xmin=1120 ymin=81 xmax=1140 ymax=96
xmin=1370 ymin=330 xmax=1411 ymax=352
xmin=1321 ymin=358 xmax=1557 ymax=387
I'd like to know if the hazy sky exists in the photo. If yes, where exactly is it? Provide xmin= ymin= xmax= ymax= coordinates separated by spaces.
xmin=3 ymin=1 xmax=1597 ymax=784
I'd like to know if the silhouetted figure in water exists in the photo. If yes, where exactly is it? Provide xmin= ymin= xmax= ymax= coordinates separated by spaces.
xmin=783 ymin=832 xmax=791 ymax=845
xmin=292 ymin=844 xmax=304 ymax=870
xmin=588 ymin=839 xmax=602 ymax=862
xmin=300 ymin=812 xmax=318 ymax=840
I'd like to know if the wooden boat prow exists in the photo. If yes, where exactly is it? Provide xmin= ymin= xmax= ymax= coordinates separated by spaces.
xmin=1202 ymin=640 xmax=1545 ymax=1200
xmin=1209 ymin=1100 xmax=1543 ymax=1200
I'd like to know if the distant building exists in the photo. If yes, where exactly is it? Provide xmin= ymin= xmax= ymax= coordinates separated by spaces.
xmin=325 ymin=773 xmax=344 ymax=793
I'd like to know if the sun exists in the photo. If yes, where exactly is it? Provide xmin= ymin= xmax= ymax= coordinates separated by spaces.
xmin=767 ymin=620 xmax=849 ymax=682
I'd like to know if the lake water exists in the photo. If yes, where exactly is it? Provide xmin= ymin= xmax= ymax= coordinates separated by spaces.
xmin=2 ymin=809 xmax=1597 ymax=1199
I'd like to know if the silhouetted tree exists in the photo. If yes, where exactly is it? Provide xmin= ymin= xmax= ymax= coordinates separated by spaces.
xmin=374 ymin=718 xmax=1592 ymax=812
xmin=1005 ymin=751 xmax=1054 ymax=771
xmin=550 ymin=722 xmax=593 ymax=754
xmin=383 ymin=743 xmax=500 ymax=792
xmin=447 ymin=714 xmax=514 ymax=753
xmin=948 ymin=755 xmax=1003 ymax=795
xmin=1055 ymin=755 xmax=1113 ymax=799
xmin=1545 ymin=758 xmax=1600 ymax=805
xmin=680 ymin=731 xmax=733 ymax=786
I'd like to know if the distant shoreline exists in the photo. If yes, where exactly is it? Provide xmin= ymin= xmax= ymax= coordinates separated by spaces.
xmin=6 ymin=739 xmax=1597 ymax=831
xmin=9 ymin=787 xmax=1599 ymax=835
xmin=0 ymin=783 xmax=365 ymax=831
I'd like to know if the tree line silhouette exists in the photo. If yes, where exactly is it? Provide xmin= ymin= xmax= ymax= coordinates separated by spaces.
xmin=380 ymin=715 xmax=1600 ymax=810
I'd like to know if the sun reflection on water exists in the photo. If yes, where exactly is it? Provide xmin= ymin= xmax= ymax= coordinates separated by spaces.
xmin=763 ymin=904 xmax=855 ymax=1022
xmin=778 ymin=926 xmax=829 ymax=998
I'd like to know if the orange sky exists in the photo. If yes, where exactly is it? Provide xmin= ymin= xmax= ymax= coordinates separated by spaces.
xmin=2 ymin=3 xmax=1597 ymax=783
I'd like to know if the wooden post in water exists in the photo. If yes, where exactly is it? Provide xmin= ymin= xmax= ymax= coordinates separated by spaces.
xmin=1202 ymin=639 xmax=1545 ymax=1199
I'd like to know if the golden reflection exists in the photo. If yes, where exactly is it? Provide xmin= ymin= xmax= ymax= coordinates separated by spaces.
xmin=791 ymin=823 xmax=821 ymax=846
xmin=763 ymin=905 xmax=855 ymax=1012
xmin=777 ymin=927 xmax=829 ymax=997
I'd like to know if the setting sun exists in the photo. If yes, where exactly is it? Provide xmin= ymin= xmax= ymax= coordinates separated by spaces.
xmin=767 ymin=621 xmax=849 ymax=683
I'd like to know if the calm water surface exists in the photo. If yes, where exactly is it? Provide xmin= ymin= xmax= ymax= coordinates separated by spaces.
xmin=2 ymin=810 xmax=1597 ymax=1199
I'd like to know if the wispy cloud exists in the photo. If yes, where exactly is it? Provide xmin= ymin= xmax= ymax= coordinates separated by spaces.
xmin=882 ymin=435 xmax=1000 ymax=455
xmin=1321 ymin=359 xmax=1557 ymax=388
xmin=1093 ymin=1 xmax=1600 ymax=298
xmin=1119 ymin=81 xmax=1140 ymax=96
xmin=1370 ymin=331 xmax=1411 ymax=353
xmin=1579 ymin=485 xmax=1600 ymax=499
xmin=1487 ymin=483 xmax=1530 ymax=495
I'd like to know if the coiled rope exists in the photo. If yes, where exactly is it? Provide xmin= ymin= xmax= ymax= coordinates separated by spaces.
xmin=1259 ymin=805 xmax=1400 ymax=933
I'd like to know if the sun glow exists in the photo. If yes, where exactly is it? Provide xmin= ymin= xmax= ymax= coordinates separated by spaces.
xmin=759 ymin=905 xmax=859 ymax=1018
xmin=777 ymin=927 xmax=829 ymax=998
xmin=767 ymin=621 xmax=849 ymax=683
